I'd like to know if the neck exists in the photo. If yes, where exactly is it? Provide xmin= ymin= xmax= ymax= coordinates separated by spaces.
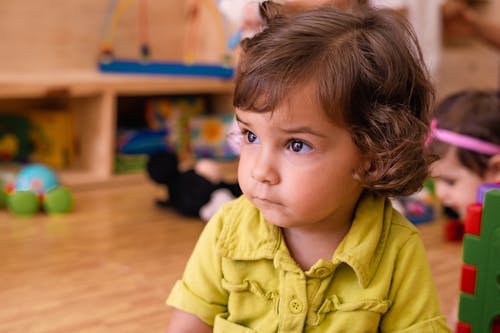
xmin=282 ymin=221 xmax=351 ymax=271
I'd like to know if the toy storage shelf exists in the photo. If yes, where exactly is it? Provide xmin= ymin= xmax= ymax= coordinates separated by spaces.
xmin=0 ymin=72 xmax=234 ymax=187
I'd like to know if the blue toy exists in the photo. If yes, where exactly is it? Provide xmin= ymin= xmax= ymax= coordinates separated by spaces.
xmin=98 ymin=0 xmax=233 ymax=78
xmin=4 ymin=164 xmax=74 ymax=216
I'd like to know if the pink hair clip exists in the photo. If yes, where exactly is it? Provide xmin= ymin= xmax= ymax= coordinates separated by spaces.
xmin=428 ymin=119 xmax=500 ymax=155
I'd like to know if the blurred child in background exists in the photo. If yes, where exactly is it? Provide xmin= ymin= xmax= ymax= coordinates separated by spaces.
xmin=428 ymin=88 xmax=500 ymax=331
xmin=429 ymin=90 xmax=500 ymax=219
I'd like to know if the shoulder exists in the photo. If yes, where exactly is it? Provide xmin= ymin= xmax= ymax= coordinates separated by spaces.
xmin=381 ymin=204 xmax=431 ymax=276
xmin=389 ymin=206 xmax=420 ymax=236
xmin=388 ymin=206 xmax=423 ymax=247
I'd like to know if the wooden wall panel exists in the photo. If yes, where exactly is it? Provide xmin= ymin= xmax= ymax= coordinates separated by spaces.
xmin=0 ymin=0 xmax=226 ymax=74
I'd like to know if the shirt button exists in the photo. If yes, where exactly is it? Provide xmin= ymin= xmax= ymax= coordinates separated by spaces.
xmin=288 ymin=298 xmax=304 ymax=314
xmin=314 ymin=267 xmax=331 ymax=279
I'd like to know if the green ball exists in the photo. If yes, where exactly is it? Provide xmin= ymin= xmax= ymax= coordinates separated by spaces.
xmin=43 ymin=186 xmax=74 ymax=214
xmin=7 ymin=191 xmax=40 ymax=216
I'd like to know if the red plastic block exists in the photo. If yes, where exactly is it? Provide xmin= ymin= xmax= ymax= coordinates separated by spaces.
xmin=464 ymin=203 xmax=482 ymax=236
xmin=445 ymin=219 xmax=464 ymax=241
xmin=460 ymin=264 xmax=477 ymax=294
xmin=493 ymin=316 xmax=500 ymax=333
xmin=456 ymin=322 xmax=471 ymax=333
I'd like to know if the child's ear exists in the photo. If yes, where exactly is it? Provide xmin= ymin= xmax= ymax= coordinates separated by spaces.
xmin=353 ymin=158 xmax=377 ymax=182
xmin=487 ymin=154 xmax=500 ymax=182
xmin=364 ymin=158 xmax=378 ymax=174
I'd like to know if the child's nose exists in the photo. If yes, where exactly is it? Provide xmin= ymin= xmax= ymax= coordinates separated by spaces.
xmin=251 ymin=150 xmax=279 ymax=185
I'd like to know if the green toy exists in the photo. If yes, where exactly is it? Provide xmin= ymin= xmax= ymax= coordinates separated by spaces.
xmin=456 ymin=184 xmax=500 ymax=332
xmin=43 ymin=186 xmax=74 ymax=214
xmin=4 ymin=164 xmax=74 ymax=216
xmin=8 ymin=191 xmax=39 ymax=215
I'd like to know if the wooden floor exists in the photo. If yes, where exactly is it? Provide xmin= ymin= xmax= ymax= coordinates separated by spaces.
xmin=0 ymin=176 xmax=206 ymax=332
xmin=1 ymin=3 xmax=499 ymax=332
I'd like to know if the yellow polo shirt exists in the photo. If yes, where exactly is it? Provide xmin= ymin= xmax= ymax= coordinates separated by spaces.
xmin=167 ymin=193 xmax=450 ymax=332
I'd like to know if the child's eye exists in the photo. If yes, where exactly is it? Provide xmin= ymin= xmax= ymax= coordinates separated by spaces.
xmin=243 ymin=130 xmax=259 ymax=144
xmin=288 ymin=139 xmax=312 ymax=154
xmin=436 ymin=176 xmax=455 ymax=186
xmin=443 ymin=178 xmax=456 ymax=186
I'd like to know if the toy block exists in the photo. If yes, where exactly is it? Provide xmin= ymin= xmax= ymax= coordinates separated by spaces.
xmin=464 ymin=203 xmax=482 ymax=236
xmin=457 ymin=183 xmax=500 ymax=332
xmin=476 ymin=183 xmax=500 ymax=204
xmin=456 ymin=322 xmax=471 ymax=333
xmin=445 ymin=218 xmax=464 ymax=241
xmin=460 ymin=264 xmax=476 ymax=294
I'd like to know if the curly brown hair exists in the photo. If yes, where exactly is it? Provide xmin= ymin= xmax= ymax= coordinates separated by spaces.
xmin=233 ymin=1 xmax=435 ymax=197
xmin=429 ymin=90 xmax=500 ymax=177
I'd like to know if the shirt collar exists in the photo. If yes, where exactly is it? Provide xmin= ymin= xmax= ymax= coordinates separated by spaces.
xmin=217 ymin=193 xmax=394 ymax=288
xmin=333 ymin=192 xmax=392 ymax=288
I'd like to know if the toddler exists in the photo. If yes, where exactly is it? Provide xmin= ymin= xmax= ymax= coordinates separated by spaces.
xmin=428 ymin=89 xmax=500 ymax=332
xmin=429 ymin=90 xmax=500 ymax=219
xmin=166 ymin=2 xmax=449 ymax=332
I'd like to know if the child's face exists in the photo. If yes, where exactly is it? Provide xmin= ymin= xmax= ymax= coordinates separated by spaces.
xmin=431 ymin=149 xmax=488 ymax=218
xmin=236 ymin=83 xmax=364 ymax=230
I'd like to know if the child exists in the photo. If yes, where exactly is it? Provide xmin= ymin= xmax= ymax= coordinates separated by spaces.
xmin=166 ymin=2 xmax=449 ymax=332
xmin=428 ymin=89 xmax=500 ymax=331
xmin=429 ymin=90 xmax=500 ymax=219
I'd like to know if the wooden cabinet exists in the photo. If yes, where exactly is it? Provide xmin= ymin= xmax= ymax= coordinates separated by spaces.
xmin=0 ymin=73 xmax=233 ymax=187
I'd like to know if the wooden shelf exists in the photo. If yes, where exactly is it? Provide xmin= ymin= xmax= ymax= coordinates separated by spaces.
xmin=59 ymin=170 xmax=150 ymax=190
xmin=0 ymin=71 xmax=234 ymax=188
xmin=0 ymin=72 xmax=234 ymax=98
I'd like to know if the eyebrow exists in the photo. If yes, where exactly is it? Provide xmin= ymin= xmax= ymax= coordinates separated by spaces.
xmin=235 ymin=114 xmax=249 ymax=126
xmin=235 ymin=114 xmax=327 ymax=138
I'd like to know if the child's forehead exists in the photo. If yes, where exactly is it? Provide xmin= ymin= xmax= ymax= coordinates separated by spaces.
xmin=432 ymin=148 xmax=464 ymax=174
xmin=257 ymin=80 xmax=322 ymax=110
xmin=235 ymin=96 xmax=338 ymax=131
xmin=240 ymin=83 xmax=346 ymax=129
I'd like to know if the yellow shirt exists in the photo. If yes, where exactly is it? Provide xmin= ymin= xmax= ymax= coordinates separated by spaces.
xmin=167 ymin=193 xmax=450 ymax=332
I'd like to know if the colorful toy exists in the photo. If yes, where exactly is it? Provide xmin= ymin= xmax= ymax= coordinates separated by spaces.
xmin=0 ymin=114 xmax=33 ymax=162
xmin=4 ymin=164 xmax=74 ymax=216
xmin=117 ymin=129 xmax=169 ymax=155
xmin=391 ymin=180 xmax=436 ymax=225
xmin=0 ymin=111 xmax=75 ymax=169
xmin=98 ymin=0 xmax=233 ymax=78
xmin=456 ymin=183 xmax=500 ymax=332
xmin=24 ymin=109 xmax=76 ymax=169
